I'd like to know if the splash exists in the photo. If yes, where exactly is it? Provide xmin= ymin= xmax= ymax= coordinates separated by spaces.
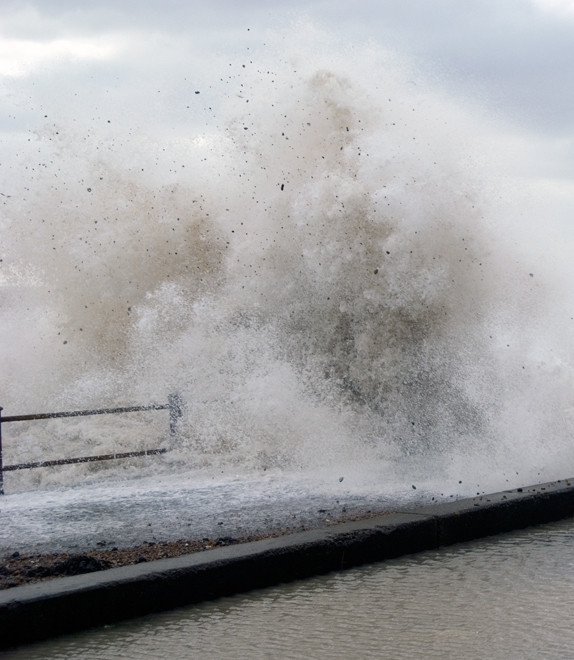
xmin=2 ymin=25 xmax=573 ymax=493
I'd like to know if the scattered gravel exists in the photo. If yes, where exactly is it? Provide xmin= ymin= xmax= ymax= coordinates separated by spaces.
xmin=0 ymin=536 xmax=253 ymax=590
xmin=0 ymin=509 xmax=388 ymax=590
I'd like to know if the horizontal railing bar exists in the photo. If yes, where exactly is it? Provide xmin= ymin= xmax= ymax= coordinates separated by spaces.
xmin=3 ymin=448 xmax=168 ymax=471
xmin=0 ymin=395 xmax=182 ymax=494
xmin=2 ymin=404 xmax=170 ymax=423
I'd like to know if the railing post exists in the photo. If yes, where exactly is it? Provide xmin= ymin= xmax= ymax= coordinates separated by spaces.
xmin=168 ymin=394 xmax=183 ymax=440
xmin=0 ymin=406 xmax=4 ymax=495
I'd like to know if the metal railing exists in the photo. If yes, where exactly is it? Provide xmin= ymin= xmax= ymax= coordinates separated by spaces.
xmin=0 ymin=394 xmax=183 ymax=494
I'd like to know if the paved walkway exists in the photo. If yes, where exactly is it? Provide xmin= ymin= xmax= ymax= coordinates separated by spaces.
xmin=0 ymin=467 xmax=429 ymax=559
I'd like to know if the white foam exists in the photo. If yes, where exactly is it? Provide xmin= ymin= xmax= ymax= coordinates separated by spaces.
xmin=2 ymin=24 xmax=574 ymax=495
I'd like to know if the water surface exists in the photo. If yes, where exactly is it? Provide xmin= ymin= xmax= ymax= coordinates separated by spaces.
xmin=6 ymin=518 xmax=574 ymax=659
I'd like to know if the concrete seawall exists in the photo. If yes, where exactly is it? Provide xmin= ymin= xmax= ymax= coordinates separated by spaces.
xmin=1 ymin=478 xmax=573 ymax=650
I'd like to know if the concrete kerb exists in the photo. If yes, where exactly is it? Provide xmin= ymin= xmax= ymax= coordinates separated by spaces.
xmin=1 ymin=477 xmax=574 ymax=649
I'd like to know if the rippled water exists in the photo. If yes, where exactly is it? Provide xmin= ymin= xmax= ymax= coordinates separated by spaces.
xmin=6 ymin=518 xmax=574 ymax=659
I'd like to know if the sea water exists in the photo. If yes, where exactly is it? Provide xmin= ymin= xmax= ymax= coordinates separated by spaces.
xmin=1 ymin=24 xmax=574 ymax=495
xmin=4 ymin=517 xmax=574 ymax=659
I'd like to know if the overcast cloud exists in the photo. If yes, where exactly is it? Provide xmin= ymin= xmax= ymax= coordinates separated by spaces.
xmin=1 ymin=0 xmax=573 ymax=230
xmin=2 ymin=0 xmax=573 ymax=130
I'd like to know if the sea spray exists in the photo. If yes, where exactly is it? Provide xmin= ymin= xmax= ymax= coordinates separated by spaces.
xmin=1 ymin=25 xmax=572 ymax=492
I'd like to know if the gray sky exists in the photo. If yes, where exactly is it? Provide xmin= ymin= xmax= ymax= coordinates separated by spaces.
xmin=1 ymin=0 xmax=573 ymax=231
xmin=2 ymin=0 xmax=573 ymax=130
